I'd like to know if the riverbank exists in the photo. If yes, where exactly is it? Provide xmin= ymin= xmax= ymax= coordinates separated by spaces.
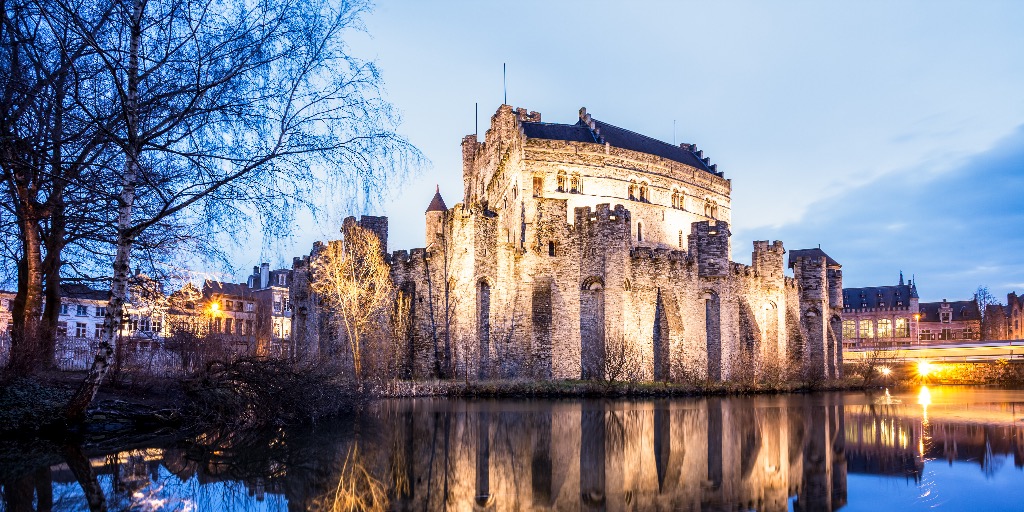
xmin=20 ymin=355 xmax=1024 ymax=439
xmin=374 ymin=377 xmax=863 ymax=398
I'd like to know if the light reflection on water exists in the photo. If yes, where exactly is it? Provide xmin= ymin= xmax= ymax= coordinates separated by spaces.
xmin=2 ymin=388 xmax=1024 ymax=511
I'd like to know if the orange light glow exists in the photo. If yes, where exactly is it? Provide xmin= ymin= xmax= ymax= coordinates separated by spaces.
xmin=210 ymin=302 xmax=220 ymax=312
xmin=879 ymin=366 xmax=893 ymax=376
xmin=917 ymin=361 xmax=934 ymax=377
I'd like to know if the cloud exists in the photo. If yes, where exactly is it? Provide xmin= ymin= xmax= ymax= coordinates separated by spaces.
xmin=735 ymin=125 xmax=1024 ymax=302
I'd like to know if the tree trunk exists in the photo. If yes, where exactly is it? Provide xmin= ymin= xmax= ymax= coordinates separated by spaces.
xmin=65 ymin=0 xmax=142 ymax=422
xmin=8 ymin=213 xmax=45 ymax=375
xmin=38 ymin=74 xmax=69 ymax=371
xmin=62 ymin=443 xmax=107 ymax=512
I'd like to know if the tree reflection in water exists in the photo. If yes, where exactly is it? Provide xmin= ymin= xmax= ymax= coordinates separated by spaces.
xmin=4 ymin=390 xmax=1024 ymax=510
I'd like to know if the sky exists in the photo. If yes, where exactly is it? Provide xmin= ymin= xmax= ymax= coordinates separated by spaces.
xmin=240 ymin=1 xmax=1024 ymax=304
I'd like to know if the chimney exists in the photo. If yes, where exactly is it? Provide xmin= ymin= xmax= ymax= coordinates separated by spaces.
xmin=260 ymin=263 xmax=269 ymax=289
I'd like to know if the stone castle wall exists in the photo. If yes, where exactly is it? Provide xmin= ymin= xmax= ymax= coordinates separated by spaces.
xmin=292 ymin=105 xmax=842 ymax=382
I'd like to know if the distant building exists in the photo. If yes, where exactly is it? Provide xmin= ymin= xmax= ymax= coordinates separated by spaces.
xmin=169 ymin=263 xmax=294 ymax=356
xmin=841 ymin=273 xmax=981 ymax=349
xmin=840 ymin=273 xmax=919 ymax=349
xmin=0 ymin=283 xmax=168 ymax=341
xmin=1007 ymin=292 xmax=1024 ymax=340
xmin=198 ymin=280 xmax=258 ymax=342
xmin=0 ymin=291 xmax=13 ymax=335
xmin=983 ymin=304 xmax=1008 ymax=341
xmin=245 ymin=263 xmax=293 ymax=345
xmin=917 ymin=299 xmax=980 ymax=343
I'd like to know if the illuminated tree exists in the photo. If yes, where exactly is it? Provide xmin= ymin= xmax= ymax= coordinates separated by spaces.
xmin=310 ymin=221 xmax=393 ymax=379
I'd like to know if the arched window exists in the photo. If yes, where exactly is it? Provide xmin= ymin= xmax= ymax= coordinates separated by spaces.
xmin=628 ymin=180 xmax=637 ymax=200
xmin=639 ymin=181 xmax=649 ymax=202
xmin=533 ymin=175 xmax=543 ymax=197
xmin=637 ymin=222 xmax=643 ymax=242
xmin=556 ymin=170 xmax=567 ymax=192
xmin=704 ymin=198 xmax=719 ymax=219
xmin=570 ymin=172 xmax=581 ymax=193
xmin=512 ymin=184 xmax=518 ymax=199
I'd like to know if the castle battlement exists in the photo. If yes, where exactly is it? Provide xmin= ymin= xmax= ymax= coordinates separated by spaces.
xmin=292 ymin=103 xmax=843 ymax=383
xmin=573 ymin=203 xmax=631 ymax=225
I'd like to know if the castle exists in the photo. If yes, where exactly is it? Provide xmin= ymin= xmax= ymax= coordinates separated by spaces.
xmin=292 ymin=105 xmax=844 ymax=382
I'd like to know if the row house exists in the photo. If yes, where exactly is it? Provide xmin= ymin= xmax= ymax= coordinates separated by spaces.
xmin=0 ymin=283 xmax=168 ymax=341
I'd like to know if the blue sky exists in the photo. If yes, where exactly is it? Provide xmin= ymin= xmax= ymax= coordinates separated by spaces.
xmin=244 ymin=1 xmax=1024 ymax=303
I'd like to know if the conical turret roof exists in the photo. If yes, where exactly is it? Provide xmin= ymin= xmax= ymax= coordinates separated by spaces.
xmin=425 ymin=185 xmax=447 ymax=213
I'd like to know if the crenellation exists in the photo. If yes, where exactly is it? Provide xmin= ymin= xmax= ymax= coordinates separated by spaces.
xmin=293 ymin=103 xmax=840 ymax=383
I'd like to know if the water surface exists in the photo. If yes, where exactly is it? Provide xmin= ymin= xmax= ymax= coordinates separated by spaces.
xmin=2 ymin=387 xmax=1024 ymax=511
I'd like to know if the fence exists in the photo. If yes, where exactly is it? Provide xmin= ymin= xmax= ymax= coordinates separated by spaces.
xmin=0 ymin=334 xmax=293 ymax=376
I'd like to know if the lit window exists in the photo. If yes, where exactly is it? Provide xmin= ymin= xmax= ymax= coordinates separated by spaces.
xmin=533 ymin=176 xmax=543 ymax=197
xmin=843 ymin=320 xmax=856 ymax=339
xmin=859 ymin=319 xmax=874 ymax=338
xmin=878 ymin=319 xmax=892 ymax=338
xmin=895 ymin=318 xmax=908 ymax=337
xmin=628 ymin=181 xmax=637 ymax=200
xmin=556 ymin=171 xmax=566 ymax=192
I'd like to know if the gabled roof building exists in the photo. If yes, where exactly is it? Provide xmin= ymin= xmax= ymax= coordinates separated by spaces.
xmin=841 ymin=272 xmax=981 ymax=348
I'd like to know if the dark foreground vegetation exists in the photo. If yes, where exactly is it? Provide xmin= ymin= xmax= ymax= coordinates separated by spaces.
xmin=1 ymin=358 xmax=871 ymax=442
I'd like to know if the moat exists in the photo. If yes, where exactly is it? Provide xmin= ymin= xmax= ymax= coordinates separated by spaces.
xmin=3 ymin=387 xmax=1024 ymax=511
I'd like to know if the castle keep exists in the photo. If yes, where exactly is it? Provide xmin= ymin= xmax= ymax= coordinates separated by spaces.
xmin=294 ymin=105 xmax=844 ymax=381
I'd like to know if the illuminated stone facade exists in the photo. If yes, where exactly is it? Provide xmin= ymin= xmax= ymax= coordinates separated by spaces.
xmin=841 ymin=275 xmax=982 ymax=348
xmin=294 ymin=105 xmax=844 ymax=381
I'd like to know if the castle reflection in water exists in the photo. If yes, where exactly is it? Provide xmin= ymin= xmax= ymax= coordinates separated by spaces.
xmin=19 ymin=389 xmax=1024 ymax=511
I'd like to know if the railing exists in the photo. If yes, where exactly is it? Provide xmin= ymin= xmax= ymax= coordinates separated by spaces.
xmin=0 ymin=334 xmax=293 ymax=375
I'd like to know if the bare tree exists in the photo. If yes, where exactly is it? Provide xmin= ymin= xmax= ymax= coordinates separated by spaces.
xmin=63 ymin=0 xmax=418 ymax=419
xmin=977 ymin=286 xmax=997 ymax=321
xmin=310 ymin=220 xmax=393 ymax=379
xmin=0 ymin=0 xmax=117 ymax=375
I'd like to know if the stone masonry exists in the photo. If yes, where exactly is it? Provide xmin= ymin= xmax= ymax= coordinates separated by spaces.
xmin=292 ymin=104 xmax=843 ymax=382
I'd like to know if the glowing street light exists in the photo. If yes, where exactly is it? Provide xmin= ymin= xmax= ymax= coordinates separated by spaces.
xmin=917 ymin=360 xmax=934 ymax=377
xmin=210 ymin=302 xmax=220 ymax=313
xmin=879 ymin=366 xmax=893 ymax=377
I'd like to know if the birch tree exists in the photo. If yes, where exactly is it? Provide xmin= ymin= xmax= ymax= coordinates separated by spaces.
xmin=63 ymin=0 xmax=418 ymax=420
xmin=310 ymin=219 xmax=392 ymax=379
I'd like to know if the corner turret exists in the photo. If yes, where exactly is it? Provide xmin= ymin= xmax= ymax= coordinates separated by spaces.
xmin=426 ymin=186 xmax=447 ymax=248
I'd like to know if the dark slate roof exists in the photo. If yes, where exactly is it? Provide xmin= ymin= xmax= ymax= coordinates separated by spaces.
xmin=919 ymin=300 xmax=981 ymax=323
xmin=520 ymin=121 xmax=596 ymax=143
xmin=519 ymin=117 xmax=718 ymax=174
xmin=787 ymin=248 xmax=841 ymax=269
xmin=61 ymin=284 xmax=108 ymax=301
xmin=425 ymin=186 xmax=447 ymax=213
xmin=203 ymin=280 xmax=251 ymax=299
xmin=843 ymin=284 xmax=915 ymax=309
